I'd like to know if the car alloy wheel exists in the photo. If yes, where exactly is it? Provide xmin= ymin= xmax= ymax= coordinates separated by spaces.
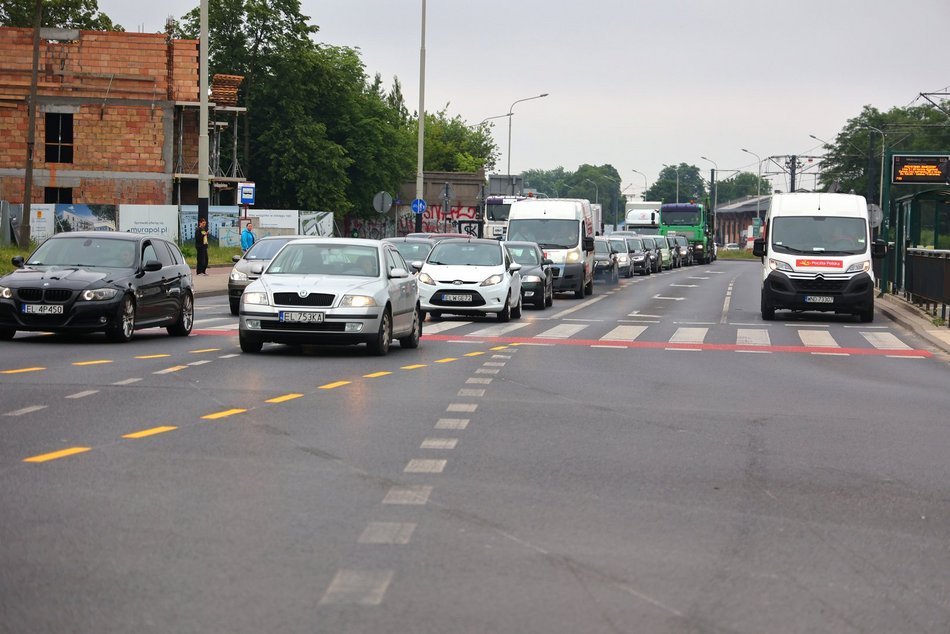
xmin=106 ymin=295 xmax=135 ymax=343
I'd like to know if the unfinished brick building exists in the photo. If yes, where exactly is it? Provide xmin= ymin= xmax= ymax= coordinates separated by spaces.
xmin=0 ymin=26 xmax=241 ymax=207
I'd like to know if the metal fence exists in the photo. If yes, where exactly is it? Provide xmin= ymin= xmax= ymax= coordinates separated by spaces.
xmin=903 ymin=248 xmax=950 ymax=327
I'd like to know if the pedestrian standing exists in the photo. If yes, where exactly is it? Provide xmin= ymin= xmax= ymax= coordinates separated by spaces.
xmin=241 ymin=221 xmax=256 ymax=252
xmin=196 ymin=218 xmax=209 ymax=275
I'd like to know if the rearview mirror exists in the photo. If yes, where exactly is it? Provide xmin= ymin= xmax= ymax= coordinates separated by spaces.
xmin=582 ymin=236 xmax=594 ymax=252
xmin=143 ymin=259 xmax=163 ymax=272
xmin=871 ymin=239 xmax=887 ymax=259
xmin=752 ymin=238 xmax=765 ymax=258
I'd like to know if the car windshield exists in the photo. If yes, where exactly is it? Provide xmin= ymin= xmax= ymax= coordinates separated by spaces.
xmin=267 ymin=244 xmax=380 ymax=276
xmin=427 ymin=242 xmax=502 ymax=266
xmin=608 ymin=238 xmax=626 ymax=253
xmin=642 ymin=238 xmax=655 ymax=249
xmin=626 ymin=238 xmax=643 ymax=250
xmin=390 ymin=241 xmax=434 ymax=262
xmin=244 ymin=238 xmax=293 ymax=260
xmin=507 ymin=219 xmax=579 ymax=249
xmin=27 ymin=237 xmax=136 ymax=268
xmin=505 ymin=245 xmax=541 ymax=266
xmin=594 ymin=240 xmax=610 ymax=254
xmin=771 ymin=216 xmax=868 ymax=254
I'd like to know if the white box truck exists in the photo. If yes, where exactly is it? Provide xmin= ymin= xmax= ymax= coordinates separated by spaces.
xmin=752 ymin=192 xmax=886 ymax=322
xmin=507 ymin=198 xmax=595 ymax=299
xmin=624 ymin=201 xmax=662 ymax=231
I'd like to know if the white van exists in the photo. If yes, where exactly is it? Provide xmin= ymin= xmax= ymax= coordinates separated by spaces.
xmin=752 ymin=192 xmax=886 ymax=322
xmin=507 ymin=198 xmax=595 ymax=298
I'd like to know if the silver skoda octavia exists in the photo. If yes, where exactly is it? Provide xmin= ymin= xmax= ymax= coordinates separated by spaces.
xmin=238 ymin=238 xmax=421 ymax=355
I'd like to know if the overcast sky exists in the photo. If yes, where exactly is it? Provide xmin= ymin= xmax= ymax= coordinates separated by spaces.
xmin=98 ymin=0 xmax=950 ymax=197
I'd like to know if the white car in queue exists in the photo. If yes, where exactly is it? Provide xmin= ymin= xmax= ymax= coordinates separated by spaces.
xmin=238 ymin=238 xmax=421 ymax=355
xmin=416 ymin=238 xmax=523 ymax=321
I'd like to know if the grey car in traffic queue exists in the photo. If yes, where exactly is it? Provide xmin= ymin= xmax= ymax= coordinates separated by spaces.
xmin=0 ymin=231 xmax=194 ymax=342
xmin=238 ymin=238 xmax=421 ymax=355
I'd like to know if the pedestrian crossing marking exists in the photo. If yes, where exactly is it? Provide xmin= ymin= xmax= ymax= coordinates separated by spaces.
xmin=737 ymin=329 xmax=771 ymax=347
xmin=601 ymin=325 xmax=648 ymax=341
xmin=669 ymin=327 xmax=708 ymax=344
xmin=798 ymin=330 xmax=838 ymax=347
xmin=536 ymin=324 xmax=588 ymax=339
xmin=861 ymin=331 xmax=911 ymax=350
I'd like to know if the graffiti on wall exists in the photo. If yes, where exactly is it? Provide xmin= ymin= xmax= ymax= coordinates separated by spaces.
xmin=344 ymin=206 xmax=479 ymax=238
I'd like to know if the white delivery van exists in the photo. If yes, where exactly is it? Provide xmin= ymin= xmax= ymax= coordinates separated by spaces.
xmin=507 ymin=198 xmax=595 ymax=298
xmin=752 ymin=193 xmax=886 ymax=322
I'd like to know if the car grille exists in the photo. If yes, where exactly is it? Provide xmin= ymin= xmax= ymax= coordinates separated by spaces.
xmin=259 ymin=320 xmax=346 ymax=332
xmin=791 ymin=278 xmax=848 ymax=293
xmin=16 ymin=288 xmax=74 ymax=302
xmin=273 ymin=292 xmax=334 ymax=307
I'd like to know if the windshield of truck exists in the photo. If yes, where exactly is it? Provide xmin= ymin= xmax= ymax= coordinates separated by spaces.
xmin=661 ymin=208 xmax=701 ymax=225
xmin=771 ymin=216 xmax=868 ymax=254
xmin=486 ymin=202 xmax=512 ymax=222
xmin=507 ymin=219 xmax=579 ymax=249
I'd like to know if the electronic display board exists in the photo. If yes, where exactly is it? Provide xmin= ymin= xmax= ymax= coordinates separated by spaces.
xmin=891 ymin=154 xmax=949 ymax=184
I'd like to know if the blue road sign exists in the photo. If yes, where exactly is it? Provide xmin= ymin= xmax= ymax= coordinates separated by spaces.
xmin=411 ymin=198 xmax=427 ymax=215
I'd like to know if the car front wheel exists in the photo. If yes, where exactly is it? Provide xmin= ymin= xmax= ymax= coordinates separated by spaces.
xmin=399 ymin=306 xmax=422 ymax=349
xmin=367 ymin=309 xmax=392 ymax=355
xmin=167 ymin=292 xmax=194 ymax=337
xmin=239 ymin=332 xmax=263 ymax=353
xmin=106 ymin=295 xmax=135 ymax=343
xmin=0 ymin=327 xmax=15 ymax=340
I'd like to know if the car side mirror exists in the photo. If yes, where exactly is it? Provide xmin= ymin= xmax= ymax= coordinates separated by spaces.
xmin=389 ymin=267 xmax=410 ymax=279
xmin=871 ymin=239 xmax=887 ymax=259
xmin=582 ymin=236 xmax=594 ymax=252
xmin=250 ymin=263 xmax=264 ymax=275
xmin=541 ymin=258 xmax=553 ymax=266
xmin=752 ymin=238 xmax=765 ymax=258
xmin=143 ymin=259 xmax=163 ymax=272
xmin=12 ymin=255 xmax=25 ymax=268
xmin=409 ymin=260 xmax=423 ymax=271
xmin=232 ymin=255 xmax=241 ymax=262
xmin=509 ymin=262 xmax=522 ymax=273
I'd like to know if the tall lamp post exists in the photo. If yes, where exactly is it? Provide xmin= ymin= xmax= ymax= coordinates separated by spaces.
xmin=700 ymin=156 xmax=718 ymax=212
xmin=414 ymin=0 xmax=427 ymax=232
xmin=741 ymin=148 xmax=763 ymax=224
xmin=583 ymin=178 xmax=599 ymax=204
xmin=662 ymin=163 xmax=680 ymax=203
xmin=506 ymin=93 xmax=548 ymax=194
xmin=863 ymin=124 xmax=887 ymax=208
xmin=631 ymin=169 xmax=648 ymax=199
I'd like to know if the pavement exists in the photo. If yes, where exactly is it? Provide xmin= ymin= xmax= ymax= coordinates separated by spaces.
xmin=191 ymin=263 xmax=950 ymax=357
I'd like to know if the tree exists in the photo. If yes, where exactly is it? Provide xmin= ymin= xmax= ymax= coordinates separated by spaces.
xmin=714 ymin=172 xmax=770 ymax=204
xmin=416 ymin=106 xmax=497 ymax=173
xmin=646 ymin=164 xmax=706 ymax=204
xmin=816 ymin=103 xmax=950 ymax=203
xmin=523 ymin=167 xmax=571 ymax=197
xmin=1 ymin=0 xmax=122 ymax=30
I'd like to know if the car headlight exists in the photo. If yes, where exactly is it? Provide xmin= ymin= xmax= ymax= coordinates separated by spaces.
xmin=633 ymin=255 xmax=645 ymax=261
xmin=0 ymin=285 xmax=11 ymax=299
xmin=617 ymin=254 xmax=629 ymax=263
xmin=695 ymin=244 xmax=704 ymax=251
xmin=79 ymin=288 xmax=118 ymax=301
xmin=768 ymin=258 xmax=793 ymax=272
xmin=243 ymin=291 xmax=269 ymax=305
xmin=480 ymin=274 xmax=504 ymax=287
xmin=566 ymin=249 xmax=581 ymax=263
xmin=846 ymin=261 xmax=871 ymax=273
xmin=340 ymin=295 xmax=377 ymax=307
xmin=230 ymin=269 xmax=248 ymax=281
xmin=417 ymin=272 xmax=436 ymax=285
xmin=522 ymin=274 xmax=542 ymax=283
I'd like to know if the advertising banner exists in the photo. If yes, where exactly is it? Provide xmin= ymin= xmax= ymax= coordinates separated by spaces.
xmin=118 ymin=205 xmax=180 ymax=240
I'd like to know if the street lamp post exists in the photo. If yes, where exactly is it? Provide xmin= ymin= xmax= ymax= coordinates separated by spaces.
xmin=863 ymin=124 xmax=886 ymax=208
xmin=741 ymin=148 xmax=763 ymax=224
xmin=631 ymin=169 xmax=648 ymax=199
xmin=478 ymin=113 xmax=511 ymax=126
xmin=506 ymin=93 xmax=548 ymax=194
xmin=700 ymin=156 xmax=718 ymax=213
xmin=662 ymin=163 xmax=680 ymax=203
xmin=583 ymin=178 xmax=599 ymax=204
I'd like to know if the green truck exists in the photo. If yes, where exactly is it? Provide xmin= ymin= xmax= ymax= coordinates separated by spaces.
xmin=659 ymin=203 xmax=715 ymax=264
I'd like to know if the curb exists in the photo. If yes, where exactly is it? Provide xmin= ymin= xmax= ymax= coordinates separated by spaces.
xmin=877 ymin=293 xmax=950 ymax=356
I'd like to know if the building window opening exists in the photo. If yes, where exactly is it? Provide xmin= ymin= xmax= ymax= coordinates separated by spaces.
xmin=44 ymin=187 xmax=73 ymax=204
xmin=45 ymin=113 xmax=74 ymax=163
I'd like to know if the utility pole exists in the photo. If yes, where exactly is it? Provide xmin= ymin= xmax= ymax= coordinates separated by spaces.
xmin=20 ymin=0 xmax=43 ymax=247
xmin=787 ymin=155 xmax=798 ymax=192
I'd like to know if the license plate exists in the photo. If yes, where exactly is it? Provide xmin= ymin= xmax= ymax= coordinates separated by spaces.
xmin=23 ymin=304 xmax=64 ymax=314
xmin=804 ymin=296 xmax=834 ymax=304
xmin=442 ymin=293 xmax=471 ymax=302
xmin=279 ymin=311 xmax=324 ymax=323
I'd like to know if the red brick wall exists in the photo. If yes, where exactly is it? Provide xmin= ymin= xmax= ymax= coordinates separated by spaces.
xmin=0 ymin=27 xmax=198 ymax=205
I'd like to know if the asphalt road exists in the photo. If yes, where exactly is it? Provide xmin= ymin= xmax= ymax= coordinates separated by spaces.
xmin=1 ymin=261 xmax=948 ymax=633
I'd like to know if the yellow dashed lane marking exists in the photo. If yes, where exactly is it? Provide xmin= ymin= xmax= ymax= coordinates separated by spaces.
xmin=489 ymin=346 xmax=509 ymax=351
xmin=72 ymin=360 xmax=113 ymax=366
xmin=363 ymin=371 xmax=392 ymax=378
xmin=201 ymin=409 xmax=247 ymax=420
xmin=463 ymin=352 xmax=485 ymax=357
xmin=190 ymin=348 xmax=221 ymax=354
xmin=1 ymin=367 xmax=46 ymax=374
xmin=319 ymin=381 xmax=352 ymax=390
xmin=401 ymin=364 xmax=427 ymax=370
xmin=266 ymin=393 xmax=304 ymax=404
xmin=123 ymin=426 xmax=177 ymax=439
xmin=23 ymin=447 xmax=91 ymax=463
xmin=136 ymin=354 xmax=170 ymax=359
xmin=435 ymin=358 xmax=458 ymax=363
